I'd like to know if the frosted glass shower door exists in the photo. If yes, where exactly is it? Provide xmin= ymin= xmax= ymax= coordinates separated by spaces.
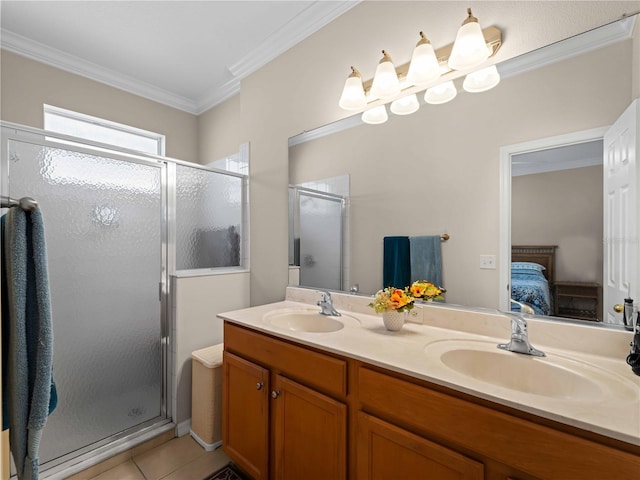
xmin=5 ymin=137 xmax=166 ymax=465
xmin=298 ymin=192 xmax=343 ymax=291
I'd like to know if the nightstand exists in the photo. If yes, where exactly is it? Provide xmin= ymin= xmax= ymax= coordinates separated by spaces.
xmin=554 ymin=282 xmax=602 ymax=322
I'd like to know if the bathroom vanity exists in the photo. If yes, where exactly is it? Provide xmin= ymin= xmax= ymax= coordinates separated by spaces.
xmin=218 ymin=289 xmax=640 ymax=480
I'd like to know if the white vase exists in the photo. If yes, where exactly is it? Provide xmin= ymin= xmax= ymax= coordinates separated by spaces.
xmin=382 ymin=310 xmax=406 ymax=331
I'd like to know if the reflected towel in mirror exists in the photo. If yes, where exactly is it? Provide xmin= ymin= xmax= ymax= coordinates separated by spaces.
xmin=409 ymin=235 xmax=442 ymax=287
xmin=383 ymin=236 xmax=411 ymax=288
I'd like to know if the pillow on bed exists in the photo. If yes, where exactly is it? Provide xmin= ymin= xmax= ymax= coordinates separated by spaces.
xmin=511 ymin=261 xmax=546 ymax=271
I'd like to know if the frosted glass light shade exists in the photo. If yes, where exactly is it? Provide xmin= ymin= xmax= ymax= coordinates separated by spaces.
xmin=390 ymin=94 xmax=420 ymax=115
xmin=424 ymin=81 xmax=457 ymax=104
xmin=406 ymin=35 xmax=440 ymax=86
xmin=448 ymin=10 xmax=490 ymax=70
xmin=362 ymin=105 xmax=388 ymax=124
xmin=338 ymin=68 xmax=367 ymax=110
xmin=370 ymin=51 xmax=401 ymax=99
xmin=463 ymin=65 xmax=501 ymax=92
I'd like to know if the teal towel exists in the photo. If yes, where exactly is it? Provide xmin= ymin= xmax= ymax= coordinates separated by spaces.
xmin=383 ymin=236 xmax=411 ymax=288
xmin=2 ymin=207 xmax=55 ymax=480
xmin=409 ymin=235 xmax=443 ymax=287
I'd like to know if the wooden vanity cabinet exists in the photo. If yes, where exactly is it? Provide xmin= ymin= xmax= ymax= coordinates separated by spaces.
xmin=223 ymin=321 xmax=640 ymax=480
xmin=357 ymin=366 xmax=640 ymax=480
xmin=356 ymin=411 xmax=484 ymax=479
xmin=222 ymin=351 xmax=269 ymax=480
xmin=222 ymin=322 xmax=348 ymax=480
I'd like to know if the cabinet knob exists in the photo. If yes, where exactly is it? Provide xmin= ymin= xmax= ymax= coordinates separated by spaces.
xmin=271 ymin=390 xmax=281 ymax=399
xmin=256 ymin=382 xmax=264 ymax=390
xmin=614 ymin=304 xmax=624 ymax=313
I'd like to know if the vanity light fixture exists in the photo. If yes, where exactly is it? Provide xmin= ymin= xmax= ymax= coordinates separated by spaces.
xmin=462 ymin=64 xmax=501 ymax=92
xmin=338 ymin=7 xmax=503 ymax=125
xmin=338 ymin=66 xmax=367 ymax=110
xmin=448 ymin=8 xmax=491 ymax=70
xmin=369 ymin=50 xmax=401 ymax=99
xmin=406 ymin=32 xmax=441 ymax=86
xmin=361 ymin=105 xmax=388 ymax=125
xmin=424 ymin=80 xmax=457 ymax=105
xmin=390 ymin=93 xmax=420 ymax=115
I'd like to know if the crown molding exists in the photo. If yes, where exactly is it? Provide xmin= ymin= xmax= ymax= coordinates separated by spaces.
xmin=0 ymin=29 xmax=200 ymax=114
xmin=227 ymin=0 xmax=359 ymax=79
xmin=498 ymin=15 xmax=635 ymax=79
xmin=0 ymin=1 xmax=360 ymax=115
xmin=289 ymin=114 xmax=363 ymax=147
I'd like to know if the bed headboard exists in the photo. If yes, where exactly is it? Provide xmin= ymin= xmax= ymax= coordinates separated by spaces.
xmin=511 ymin=245 xmax=557 ymax=284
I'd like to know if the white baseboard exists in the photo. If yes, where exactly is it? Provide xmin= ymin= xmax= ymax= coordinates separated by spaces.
xmin=189 ymin=430 xmax=222 ymax=452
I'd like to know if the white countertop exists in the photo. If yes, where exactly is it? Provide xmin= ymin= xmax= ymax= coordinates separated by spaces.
xmin=217 ymin=289 xmax=640 ymax=447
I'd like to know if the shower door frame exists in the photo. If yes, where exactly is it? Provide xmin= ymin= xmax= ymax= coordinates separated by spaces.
xmin=0 ymin=122 xmax=173 ymax=479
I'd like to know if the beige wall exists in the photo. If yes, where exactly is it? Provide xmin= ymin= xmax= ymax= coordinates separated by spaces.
xmin=289 ymin=41 xmax=630 ymax=308
xmin=512 ymin=166 xmax=603 ymax=283
xmin=0 ymin=50 xmax=199 ymax=163
xmin=197 ymin=94 xmax=243 ymax=163
xmin=172 ymin=272 xmax=250 ymax=427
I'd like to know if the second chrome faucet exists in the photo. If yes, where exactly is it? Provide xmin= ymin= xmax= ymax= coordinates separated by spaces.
xmin=497 ymin=311 xmax=545 ymax=357
xmin=317 ymin=291 xmax=341 ymax=317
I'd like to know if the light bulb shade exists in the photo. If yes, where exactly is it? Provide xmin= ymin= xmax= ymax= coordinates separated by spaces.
xmin=448 ymin=10 xmax=490 ymax=70
xmin=406 ymin=35 xmax=440 ymax=86
xmin=390 ymin=94 xmax=420 ymax=115
xmin=424 ymin=81 xmax=457 ymax=105
xmin=463 ymin=65 xmax=500 ymax=93
xmin=361 ymin=105 xmax=388 ymax=124
xmin=369 ymin=51 xmax=401 ymax=99
xmin=338 ymin=69 xmax=367 ymax=110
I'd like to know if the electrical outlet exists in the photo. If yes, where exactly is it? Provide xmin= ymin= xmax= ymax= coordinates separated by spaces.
xmin=480 ymin=255 xmax=496 ymax=269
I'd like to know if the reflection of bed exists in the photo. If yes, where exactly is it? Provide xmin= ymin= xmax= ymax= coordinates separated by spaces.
xmin=511 ymin=246 xmax=557 ymax=315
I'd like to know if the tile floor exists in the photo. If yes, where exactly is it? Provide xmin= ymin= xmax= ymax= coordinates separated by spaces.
xmin=69 ymin=434 xmax=231 ymax=480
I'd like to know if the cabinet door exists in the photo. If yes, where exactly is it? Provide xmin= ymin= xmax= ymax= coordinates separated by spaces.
xmin=357 ymin=412 xmax=484 ymax=480
xmin=272 ymin=375 xmax=347 ymax=480
xmin=222 ymin=351 xmax=269 ymax=480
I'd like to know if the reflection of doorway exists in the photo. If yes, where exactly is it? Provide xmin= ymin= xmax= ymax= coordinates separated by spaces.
xmin=511 ymin=139 xmax=604 ymax=317
xmin=289 ymin=186 xmax=345 ymax=291
xmin=500 ymin=102 xmax=639 ymax=325
xmin=499 ymin=127 xmax=607 ymax=316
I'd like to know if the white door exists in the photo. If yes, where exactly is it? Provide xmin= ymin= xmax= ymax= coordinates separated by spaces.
xmin=603 ymin=100 xmax=639 ymax=325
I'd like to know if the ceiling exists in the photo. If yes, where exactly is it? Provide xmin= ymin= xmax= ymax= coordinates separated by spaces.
xmin=0 ymin=0 xmax=358 ymax=114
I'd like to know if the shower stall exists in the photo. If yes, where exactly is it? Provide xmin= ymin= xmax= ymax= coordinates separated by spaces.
xmin=1 ymin=123 xmax=247 ymax=478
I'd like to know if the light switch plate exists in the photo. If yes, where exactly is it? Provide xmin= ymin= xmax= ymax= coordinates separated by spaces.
xmin=480 ymin=255 xmax=496 ymax=269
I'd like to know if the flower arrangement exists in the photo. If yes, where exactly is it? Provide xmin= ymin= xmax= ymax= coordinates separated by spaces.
xmin=410 ymin=280 xmax=446 ymax=302
xmin=369 ymin=286 xmax=415 ymax=314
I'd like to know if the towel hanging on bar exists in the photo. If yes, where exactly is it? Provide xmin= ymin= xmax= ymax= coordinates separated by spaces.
xmin=2 ymin=205 xmax=56 ymax=480
xmin=0 ymin=196 xmax=39 ymax=211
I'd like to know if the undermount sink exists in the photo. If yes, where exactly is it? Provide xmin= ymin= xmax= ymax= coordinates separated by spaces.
xmin=264 ymin=308 xmax=346 ymax=333
xmin=424 ymin=339 xmax=638 ymax=402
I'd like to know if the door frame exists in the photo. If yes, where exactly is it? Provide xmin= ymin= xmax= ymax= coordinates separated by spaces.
xmin=498 ymin=127 xmax=608 ymax=312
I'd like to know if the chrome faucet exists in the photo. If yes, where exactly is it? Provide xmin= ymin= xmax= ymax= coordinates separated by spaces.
xmin=317 ymin=291 xmax=341 ymax=316
xmin=497 ymin=311 xmax=545 ymax=357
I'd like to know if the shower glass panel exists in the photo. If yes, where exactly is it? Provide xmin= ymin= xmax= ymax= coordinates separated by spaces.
xmin=5 ymin=137 xmax=165 ymax=466
xmin=176 ymin=164 xmax=243 ymax=270
xmin=298 ymin=191 xmax=343 ymax=291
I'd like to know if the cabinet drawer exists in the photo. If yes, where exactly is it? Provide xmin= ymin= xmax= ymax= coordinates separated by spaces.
xmin=358 ymin=367 xmax=640 ymax=479
xmin=224 ymin=322 xmax=347 ymax=397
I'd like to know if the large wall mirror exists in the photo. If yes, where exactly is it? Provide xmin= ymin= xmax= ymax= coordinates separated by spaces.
xmin=288 ymin=14 xmax=638 ymax=329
